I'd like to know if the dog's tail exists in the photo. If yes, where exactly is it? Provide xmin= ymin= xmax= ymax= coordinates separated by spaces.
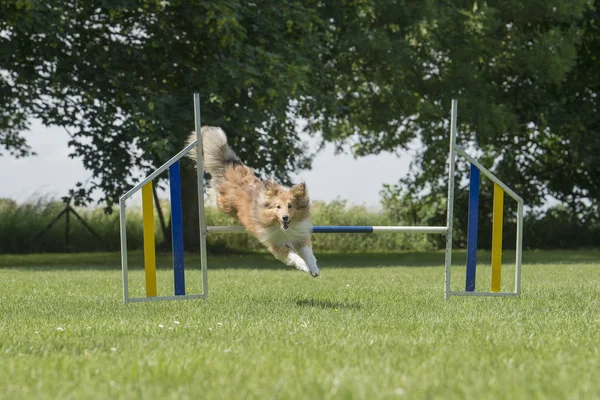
xmin=186 ymin=126 xmax=240 ymax=181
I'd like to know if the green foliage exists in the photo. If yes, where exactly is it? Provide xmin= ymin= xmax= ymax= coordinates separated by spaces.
xmin=0 ymin=0 xmax=326 ymax=207
xmin=380 ymin=185 xmax=448 ymax=249
xmin=310 ymin=200 xmax=437 ymax=252
xmin=2 ymin=0 xmax=599 ymax=237
xmin=315 ymin=0 xmax=600 ymax=219
xmin=0 ymin=196 xmax=596 ymax=254
xmin=1 ymin=1 xmax=596 ymax=208
xmin=0 ymin=197 xmax=437 ymax=254
xmin=524 ymin=205 xmax=600 ymax=249
xmin=380 ymin=183 xmax=600 ymax=251
xmin=0 ymin=196 xmax=149 ymax=253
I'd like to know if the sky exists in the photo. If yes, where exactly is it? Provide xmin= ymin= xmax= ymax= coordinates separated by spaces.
xmin=0 ymin=120 xmax=413 ymax=209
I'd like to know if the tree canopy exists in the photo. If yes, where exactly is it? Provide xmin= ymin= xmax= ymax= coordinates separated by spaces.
xmin=1 ymin=0 xmax=329 ymax=208
xmin=1 ymin=0 xmax=598 ymax=220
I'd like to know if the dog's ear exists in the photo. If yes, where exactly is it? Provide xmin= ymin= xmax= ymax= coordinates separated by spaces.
xmin=291 ymin=182 xmax=309 ymax=207
xmin=264 ymin=178 xmax=279 ymax=197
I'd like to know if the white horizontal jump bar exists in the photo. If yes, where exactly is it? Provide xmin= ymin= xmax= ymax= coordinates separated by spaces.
xmin=206 ymin=226 xmax=246 ymax=233
xmin=372 ymin=226 xmax=448 ymax=234
xmin=206 ymin=226 xmax=448 ymax=234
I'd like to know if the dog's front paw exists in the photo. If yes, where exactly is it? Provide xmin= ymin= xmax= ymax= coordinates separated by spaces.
xmin=309 ymin=264 xmax=320 ymax=277
xmin=286 ymin=252 xmax=310 ymax=273
xmin=297 ymin=262 xmax=310 ymax=273
xmin=294 ymin=260 xmax=310 ymax=273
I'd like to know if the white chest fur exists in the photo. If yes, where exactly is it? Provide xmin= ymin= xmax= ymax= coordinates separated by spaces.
xmin=257 ymin=218 xmax=312 ymax=247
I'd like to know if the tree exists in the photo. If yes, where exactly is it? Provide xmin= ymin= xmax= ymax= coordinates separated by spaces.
xmin=311 ymin=1 xmax=598 ymax=245
xmin=1 ymin=0 xmax=333 ymax=247
xmin=2 ymin=0 xmax=598 ymax=248
xmin=1 ymin=0 xmax=327 ymax=195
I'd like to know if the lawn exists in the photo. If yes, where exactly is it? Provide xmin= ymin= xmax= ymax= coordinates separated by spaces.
xmin=1 ymin=250 xmax=599 ymax=399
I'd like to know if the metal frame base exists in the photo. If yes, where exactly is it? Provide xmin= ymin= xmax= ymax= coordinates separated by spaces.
xmin=126 ymin=294 xmax=206 ymax=304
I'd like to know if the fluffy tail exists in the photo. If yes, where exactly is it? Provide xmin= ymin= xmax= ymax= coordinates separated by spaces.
xmin=186 ymin=126 xmax=239 ymax=181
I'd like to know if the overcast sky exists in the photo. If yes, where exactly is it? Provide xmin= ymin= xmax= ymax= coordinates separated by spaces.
xmin=0 ymin=120 xmax=413 ymax=209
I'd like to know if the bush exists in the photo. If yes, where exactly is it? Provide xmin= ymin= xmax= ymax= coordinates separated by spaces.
xmin=0 ymin=195 xmax=596 ymax=254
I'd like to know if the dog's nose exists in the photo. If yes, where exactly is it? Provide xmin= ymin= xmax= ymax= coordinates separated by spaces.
xmin=282 ymin=215 xmax=289 ymax=222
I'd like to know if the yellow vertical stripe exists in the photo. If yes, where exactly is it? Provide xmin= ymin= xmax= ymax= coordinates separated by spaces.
xmin=491 ymin=183 xmax=504 ymax=292
xmin=142 ymin=182 xmax=157 ymax=297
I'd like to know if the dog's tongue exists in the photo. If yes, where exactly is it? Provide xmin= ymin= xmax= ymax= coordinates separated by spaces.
xmin=282 ymin=222 xmax=290 ymax=230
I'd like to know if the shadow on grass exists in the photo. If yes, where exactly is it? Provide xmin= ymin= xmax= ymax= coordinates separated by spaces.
xmin=2 ymin=249 xmax=599 ymax=270
xmin=1 ymin=251 xmax=447 ymax=270
xmin=296 ymin=298 xmax=362 ymax=310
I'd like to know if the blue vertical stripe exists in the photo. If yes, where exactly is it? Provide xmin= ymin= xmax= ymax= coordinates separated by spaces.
xmin=169 ymin=161 xmax=186 ymax=296
xmin=465 ymin=164 xmax=480 ymax=292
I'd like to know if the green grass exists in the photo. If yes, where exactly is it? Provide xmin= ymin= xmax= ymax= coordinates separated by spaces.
xmin=1 ymin=250 xmax=599 ymax=399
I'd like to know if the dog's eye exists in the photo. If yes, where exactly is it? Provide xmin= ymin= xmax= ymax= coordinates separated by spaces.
xmin=288 ymin=204 xmax=293 ymax=209
xmin=276 ymin=205 xmax=281 ymax=209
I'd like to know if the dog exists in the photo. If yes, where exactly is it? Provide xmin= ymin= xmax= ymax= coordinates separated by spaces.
xmin=187 ymin=127 xmax=320 ymax=277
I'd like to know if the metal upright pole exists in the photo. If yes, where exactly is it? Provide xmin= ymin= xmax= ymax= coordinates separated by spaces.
xmin=119 ymin=199 xmax=129 ymax=303
xmin=194 ymin=93 xmax=209 ymax=299
xmin=444 ymin=99 xmax=458 ymax=300
xmin=65 ymin=205 xmax=70 ymax=252
xmin=515 ymin=201 xmax=524 ymax=296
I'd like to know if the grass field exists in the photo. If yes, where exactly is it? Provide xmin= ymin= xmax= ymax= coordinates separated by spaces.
xmin=1 ymin=250 xmax=599 ymax=399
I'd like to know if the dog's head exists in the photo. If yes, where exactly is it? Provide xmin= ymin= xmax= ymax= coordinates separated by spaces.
xmin=261 ymin=178 xmax=310 ymax=230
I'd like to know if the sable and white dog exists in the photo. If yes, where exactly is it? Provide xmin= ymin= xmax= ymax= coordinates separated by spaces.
xmin=188 ymin=127 xmax=320 ymax=277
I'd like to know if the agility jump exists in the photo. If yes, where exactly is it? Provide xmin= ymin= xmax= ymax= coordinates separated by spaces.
xmin=119 ymin=95 xmax=524 ymax=303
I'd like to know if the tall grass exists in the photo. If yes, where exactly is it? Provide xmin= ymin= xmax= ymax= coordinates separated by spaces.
xmin=0 ymin=197 xmax=433 ymax=254
xmin=0 ymin=197 xmax=135 ymax=253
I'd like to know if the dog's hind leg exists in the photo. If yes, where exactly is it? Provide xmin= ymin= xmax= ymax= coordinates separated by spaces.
xmin=266 ymin=244 xmax=310 ymax=274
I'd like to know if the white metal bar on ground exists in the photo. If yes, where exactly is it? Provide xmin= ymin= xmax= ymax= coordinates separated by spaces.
xmin=515 ymin=201 xmax=524 ymax=296
xmin=119 ymin=199 xmax=129 ymax=304
xmin=444 ymin=99 xmax=458 ymax=301
xmin=449 ymin=291 xmax=519 ymax=297
xmin=205 ymin=226 xmax=448 ymax=234
xmin=127 ymin=294 xmax=206 ymax=303
xmin=194 ymin=93 xmax=209 ymax=299
xmin=454 ymin=147 xmax=524 ymax=204
xmin=119 ymin=140 xmax=198 ymax=201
